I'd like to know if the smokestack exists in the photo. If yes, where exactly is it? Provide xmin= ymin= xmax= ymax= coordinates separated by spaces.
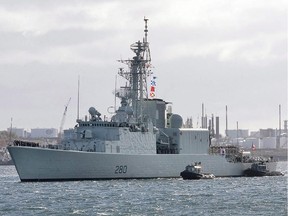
xmin=201 ymin=103 xmax=204 ymax=128
xmin=216 ymin=116 xmax=220 ymax=140
xmin=225 ymin=105 xmax=228 ymax=137
xmin=209 ymin=119 xmax=212 ymax=131
xmin=202 ymin=103 xmax=204 ymax=118
xmin=277 ymin=104 xmax=281 ymax=149
xmin=279 ymin=104 xmax=281 ymax=135
xmin=211 ymin=114 xmax=214 ymax=136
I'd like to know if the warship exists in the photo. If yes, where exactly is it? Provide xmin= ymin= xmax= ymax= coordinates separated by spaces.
xmin=8 ymin=18 xmax=279 ymax=181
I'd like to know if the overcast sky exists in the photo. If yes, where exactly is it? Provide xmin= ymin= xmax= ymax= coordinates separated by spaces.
xmin=0 ymin=0 xmax=287 ymax=135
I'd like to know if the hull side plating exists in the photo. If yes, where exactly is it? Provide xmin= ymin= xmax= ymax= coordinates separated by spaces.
xmin=8 ymin=146 xmax=260 ymax=181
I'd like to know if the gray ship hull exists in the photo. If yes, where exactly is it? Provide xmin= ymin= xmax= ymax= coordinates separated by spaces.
xmin=8 ymin=146 xmax=278 ymax=181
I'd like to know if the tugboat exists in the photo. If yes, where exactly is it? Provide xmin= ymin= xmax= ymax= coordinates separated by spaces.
xmin=243 ymin=161 xmax=284 ymax=177
xmin=180 ymin=162 xmax=215 ymax=180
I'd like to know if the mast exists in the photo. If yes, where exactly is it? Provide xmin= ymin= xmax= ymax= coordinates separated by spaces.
xmin=77 ymin=75 xmax=80 ymax=120
xmin=118 ymin=17 xmax=152 ymax=123
xmin=9 ymin=117 xmax=13 ymax=145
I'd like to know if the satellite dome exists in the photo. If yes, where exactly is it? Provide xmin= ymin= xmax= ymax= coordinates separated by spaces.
xmin=170 ymin=114 xmax=183 ymax=128
xmin=89 ymin=107 xmax=97 ymax=116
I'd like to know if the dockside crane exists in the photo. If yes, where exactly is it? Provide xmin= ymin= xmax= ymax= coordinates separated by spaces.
xmin=58 ymin=97 xmax=71 ymax=142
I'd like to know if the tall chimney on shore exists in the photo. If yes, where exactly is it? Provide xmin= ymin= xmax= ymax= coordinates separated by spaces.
xmin=279 ymin=104 xmax=281 ymax=135
xmin=277 ymin=104 xmax=281 ymax=149
xmin=225 ymin=105 xmax=228 ymax=137
xmin=216 ymin=116 xmax=220 ymax=140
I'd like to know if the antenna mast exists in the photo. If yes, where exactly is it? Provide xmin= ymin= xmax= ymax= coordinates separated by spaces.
xmin=117 ymin=17 xmax=152 ymax=123
xmin=77 ymin=76 xmax=80 ymax=120
xmin=144 ymin=17 xmax=148 ymax=43
xmin=9 ymin=117 xmax=13 ymax=145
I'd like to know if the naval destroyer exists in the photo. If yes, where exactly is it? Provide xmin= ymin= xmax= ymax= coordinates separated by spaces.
xmin=8 ymin=18 xmax=279 ymax=181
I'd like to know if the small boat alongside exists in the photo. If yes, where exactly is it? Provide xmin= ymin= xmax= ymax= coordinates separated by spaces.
xmin=243 ymin=162 xmax=284 ymax=177
xmin=180 ymin=162 xmax=215 ymax=180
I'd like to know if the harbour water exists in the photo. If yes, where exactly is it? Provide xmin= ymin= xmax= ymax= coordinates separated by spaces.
xmin=0 ymin=162 xmax=287 ymax=216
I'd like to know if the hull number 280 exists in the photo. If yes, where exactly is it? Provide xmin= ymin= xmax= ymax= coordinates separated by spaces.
xmin=115 ymin=165 xmax=127 ymax=174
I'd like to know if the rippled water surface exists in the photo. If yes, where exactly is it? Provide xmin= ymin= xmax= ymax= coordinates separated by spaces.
xmin=0 ymin=163 xmax=287 ymax=216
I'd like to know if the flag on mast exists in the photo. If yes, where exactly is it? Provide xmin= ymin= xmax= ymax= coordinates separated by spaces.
xmin=150 ymin=76 xmax=157 ymax=98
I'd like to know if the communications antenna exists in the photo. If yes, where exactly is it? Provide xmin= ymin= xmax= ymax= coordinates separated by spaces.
xmin=117 ymin=17 xmax=152 ymax=123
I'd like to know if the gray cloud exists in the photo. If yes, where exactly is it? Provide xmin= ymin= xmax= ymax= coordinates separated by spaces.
xmin=0 ymin=0 xmax=286 ymax=133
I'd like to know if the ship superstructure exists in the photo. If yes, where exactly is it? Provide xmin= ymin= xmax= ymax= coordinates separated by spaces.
xmin=8 ymin=18 xmax=279 ymax=181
